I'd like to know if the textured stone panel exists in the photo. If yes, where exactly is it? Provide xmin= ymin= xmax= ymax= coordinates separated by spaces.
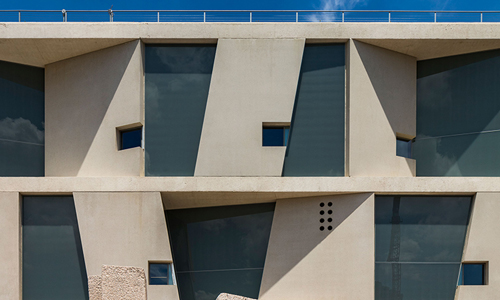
xmin=88 ymin=275 xmax=102 ymax=300
xmin=101 ymin=265 xmax=147 ymax=300
xmin=216 ymin=293 xmax=256 ymax=300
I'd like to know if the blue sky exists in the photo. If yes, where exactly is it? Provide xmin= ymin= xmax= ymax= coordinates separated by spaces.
xmin=1 ymin=0 xmax=500 ymax=11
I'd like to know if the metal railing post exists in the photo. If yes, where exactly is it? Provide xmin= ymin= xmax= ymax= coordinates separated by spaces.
xmin=481 ymin=12 xmax=483 ymax=22
xmin=157 ymin=11 xmax=160 ymax=22
xmin=62 ymin=9 xmax=66 ymax=22
xmin=250 ymin=11 xmax=252 ymax=22
xmin=108 ymin=9 xmax=113 ymax=22
xmin=342 ymin=11 xmax=344 ymax=22
xmin=18 ymin=11 xmax=21 ymax=22
xmin=434 ymin=11 xmax=437 ymax=22
xmin=204 ymin=11 xmax=206 ymax=22
xmin=296 ymin=11 xmax=298 ymax=22
xmin=388 ymin=11 xmax=391 ymax=22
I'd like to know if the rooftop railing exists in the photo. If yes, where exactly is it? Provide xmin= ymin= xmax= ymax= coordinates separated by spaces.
xmin=1 ymin=10 xmax=500 ymax=23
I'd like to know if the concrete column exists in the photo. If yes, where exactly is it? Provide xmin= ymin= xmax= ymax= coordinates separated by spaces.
xmin=0 ymin=192 xmax=20 ymax=300
xmin=45 ymin=40 xmax=144 ymax=177
xmin=73 ymin=192 xmax=178 ymax=300
xmin=456 ymin=193 xmax=500 ymax=300
xmin=194 ymin=38 xmax=304 ymax=177
xmin=348 ymin=40 xmax=416 ymax=177
xmin=259 ymin=193 xmax=374 ymax=300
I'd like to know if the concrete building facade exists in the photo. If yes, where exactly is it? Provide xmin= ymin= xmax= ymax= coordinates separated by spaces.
xmin=0 ymin=22 xmax=500 ymax=300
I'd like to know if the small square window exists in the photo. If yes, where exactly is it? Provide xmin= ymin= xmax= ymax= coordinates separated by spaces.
xmin=396 ymin=137 xmax=413 ymax=158
xmin=149 ymin=263 xmax=174 ymax=285
xmin=119 ymin=127 xmax=142 ymax=150
xmin=458 ymin=263 xmax=486 ymax=285
xmin=263 ymin=124 xmax=290 ymax=147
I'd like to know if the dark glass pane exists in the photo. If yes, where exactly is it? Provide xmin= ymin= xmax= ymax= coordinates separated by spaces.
xmin=166 ymin=203 xmax=275 ymax=300
xmin=396 ymin=139 xmax=412 ymax=158
xmin=414 ymin=132 xmax=500 ymax=176
xmin=375 ymin=263 xmax=460 ymax=300
xmin=417 ymin=49 xmax=500 ymax=138
xmin=282 ymin=44 xmax=345 ymax=176
xmin=145 ymin=45 xmax=216 ymax=176
xmin=0 ymin=140 xmax=44 ymax=176
xmin=263 ymin=127 xmax=284 ymax=146
xmin=376 ymin=196 xmax=472 ymax=262
xmin=375 ymin=196 xmax=472 ymax=300
xmin=416 ymin=49 xmax=500 ymax=176
xmin=0 ymin=60 xmax=44 ymax=176
xmin=121 ymin=128 xmax=142 ymax=150
xmin=176 ymin=269 xmax=263 ymax=300
xmin=150 ymin=263 xmax=173 ymax=285
xmin=23 ymin=196 xmax=88 ymax=300
xmin=463 ymin=264 xmax=484 ymax=285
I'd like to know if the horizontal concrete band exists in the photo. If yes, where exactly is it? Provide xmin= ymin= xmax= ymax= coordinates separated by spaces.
xmin=3 ymin=23 xmax=500 ymax=66
xmin=2 ymin=177 xmax=500 ymax=194
xmin=2 ymin=23 xmax=500 ymax=39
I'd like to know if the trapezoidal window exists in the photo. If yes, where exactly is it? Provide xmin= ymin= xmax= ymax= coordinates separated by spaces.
xmin=282 ymin=44 xmax=345 ymax=176
xmin=23 ymin=196 xmax=88 ymax=300
xmin=375 ymin=196 xmax=472 ymax=300
xmin=166 ymin=203 xmax=275 ymax=300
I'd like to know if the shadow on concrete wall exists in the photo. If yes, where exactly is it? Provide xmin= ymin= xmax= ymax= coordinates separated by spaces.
xmin=46 ymin=41 xmax=136 ymax=176
xmin=259 ymin=193 xmax=371 ymax=298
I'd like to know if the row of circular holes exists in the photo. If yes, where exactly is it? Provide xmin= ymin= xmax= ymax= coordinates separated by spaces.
xmin=320 ymin=202 xmax=333 ymax=231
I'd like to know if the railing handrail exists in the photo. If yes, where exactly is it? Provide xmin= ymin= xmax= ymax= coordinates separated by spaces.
xmin=4 ymin=9 xmax=500 ymax=23
xmin=2 ymin=9 xmax=500 ymax=12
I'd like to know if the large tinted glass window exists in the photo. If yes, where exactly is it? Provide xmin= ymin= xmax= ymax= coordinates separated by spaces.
xmin=0 ymin=60 xmax=44 ymax=176
xmin=166 ymin=203 xmax=275 ymax=300
xmin=282 ymin=44 xmax=345 ymax=176
xmin=375 ymin=196 xmax=472 ymax=300
xmin=145 ymin=45 xmax=216 ymax=176
xmin=23 ymin=196 xmax=88 ymax=300
xmin=415 ymin=49 xmax=500 ymax=176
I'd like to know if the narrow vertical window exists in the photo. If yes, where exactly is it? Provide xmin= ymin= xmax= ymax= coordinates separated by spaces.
xmin=23 ymin=196 xmax=88 ymax=300
xmin=282 ymin=44 xmax=345 ymax=176
xmin=145 ymin=45 xmax=216 ymax=176
xmin=0 ymin=60 xmax=44 ymax=176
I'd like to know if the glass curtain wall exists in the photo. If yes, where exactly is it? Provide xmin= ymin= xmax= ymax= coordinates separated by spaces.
xmin=145 ymin=45 xmax=216 ymax=176
xmin=166 ymin=203 xmax=275 ymax=300
xmin=282 ymin=44 xmax=345 ymax=176
xmin=375 ymin=196 xmax=472 ymax=300
xmin=0 ymin=60 xmax=44 ymax=176
xmin=23 ymin=196 xmax=88 ymax=300
xmin=415 ymin=49 xmax=500 ymax=176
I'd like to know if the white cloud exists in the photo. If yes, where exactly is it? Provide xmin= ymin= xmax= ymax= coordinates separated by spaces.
xmin=0 ymin=117 xmax=44 ymax=145
xmin=307 ymin=0 xmax=368 ymax=22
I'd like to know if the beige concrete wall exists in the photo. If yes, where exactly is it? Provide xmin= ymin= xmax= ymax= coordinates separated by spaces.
xmin=0 ymin=192 xmax=20 ymax=300
xmin=456 ymin=193 xmax=500 ymax=300
xmin=73 ymin=192 xmax=179 ymax=300
xmin=259 ymin=193 xmax=374 ymax=300
xmin=348 ymin=40 xmax=416 ymax=177
xmin=45 ymin=40 xmax=143 ymax=177
xmin=194 ymin=38 xmax=304 ymax=176
xmin=4 ymin=23 xmax=500 ymax=66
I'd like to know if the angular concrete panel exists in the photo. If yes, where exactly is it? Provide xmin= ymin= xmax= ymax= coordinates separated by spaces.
xmin=259 ymin=193 xmax=374 ymax=300
xmin=456 ymin=193 xmax=500 ymax=300
xmin=0 ymin=192 xmax=20 ymax=300
xmin=194 ymin=38 xmax=304 ymax=177
xmin=348 ymin=40 xmax=416 ymax=177
xmin=74 ymin=192 xmax=179 ymax=300
xmin=45 ymin=40 xmax=143 ymax=177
